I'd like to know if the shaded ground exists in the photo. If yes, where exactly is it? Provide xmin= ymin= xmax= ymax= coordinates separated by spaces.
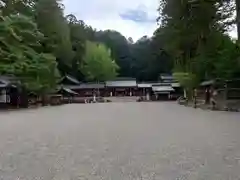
xmin=0 ymin=102 xmax=239 ymax=180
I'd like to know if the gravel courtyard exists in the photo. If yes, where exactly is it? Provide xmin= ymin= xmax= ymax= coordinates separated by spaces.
xmin=0 ymin=102 xmax=240 ymax=180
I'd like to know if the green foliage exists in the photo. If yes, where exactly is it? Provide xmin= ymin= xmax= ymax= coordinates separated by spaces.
xmin=130 ymin=36 xmax=173 ymax=81
xmin=35 ymin=0 xmax=73 ymax=67
xmin=66 ymin=14 xmax=95 ymax=78
xmin=2 ymin=0 xmax=238 ymax=96
xmin=0 ymin=14 xmax=60 ymax=93
xmin=95 ymin=30 xmax=132 ymax=77
xmin=95 ymin=30 xmax=173 ymax=81
xmin=173 ymin=72 xmax=198 ymax=99
xmin=1 ymin=0 xmax=173 ymax=93
xmin=173 ymin=72 xmax=198 ymax=89
xmin=157 ymin=0 xmax=240 ymax=89
xmin=82 ymin=41 xmax=118 ymax=81
xmin=0 ymin=0 xmax=35 ymax=16
xmin=212 ymin=35 xmax=240 ymax=79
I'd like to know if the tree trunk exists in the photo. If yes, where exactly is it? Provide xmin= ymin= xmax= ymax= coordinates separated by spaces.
xmin=41 ymin=94 xmax=48 ymax=106
xmin=184 ymin=89 xmax=187 ymax=99
xmin=19 ymin=88 xmax=28 ymax=108
xmin=236 ymin=0 xmax=240 ymax=39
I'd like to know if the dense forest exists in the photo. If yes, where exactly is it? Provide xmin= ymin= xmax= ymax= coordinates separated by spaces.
xmin=63 ymin=15 xmax=173 ymax=82
xmin=156 ymin=0 xmax=240 ymax=94
xmin=0 ymin=0 xmax=240 ymax=95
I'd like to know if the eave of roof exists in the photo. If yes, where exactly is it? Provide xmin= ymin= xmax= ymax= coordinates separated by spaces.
xmin=64 ymin=83 xmax=105 ymax=90
xmin=65 ymin=75 xmax=81 ymax=85
xmin=137 ymin=83 xmax=152 ymax=88
xmin=106 ymin=80 xmax=137 ymax=87
xmin=152 ymin=86 xmax=175 ymax=92
xmin=62 ymin=87 xmax=79 ymax=95
xmin=200 ymin=80 xmax=215 ymax=86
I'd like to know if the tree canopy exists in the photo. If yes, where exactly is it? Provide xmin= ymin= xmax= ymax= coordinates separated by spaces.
xmin=35 ymin=0 xmax=73 ymax=67
xmin=82 ymin=41 xmax=118 ymax=82
xmin=0 ymin=13 xmax=60 ymax=93
xmin=0 ymin=0 xmax=239 ymax=97
xmin=156 ymin=0 xmax=240 ymax=86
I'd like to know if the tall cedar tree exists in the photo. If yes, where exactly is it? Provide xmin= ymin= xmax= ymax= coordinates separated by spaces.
xmin=35 ymin=0 xmax=73 ymax=73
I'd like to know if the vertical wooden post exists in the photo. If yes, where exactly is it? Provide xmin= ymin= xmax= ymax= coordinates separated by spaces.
xmin=224 ymin=82 xmax=228 ymax=109
xmin=194 ymin=88 xmax=197 ymax=108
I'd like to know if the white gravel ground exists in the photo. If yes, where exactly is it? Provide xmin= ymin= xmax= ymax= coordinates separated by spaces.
xmin=0 ymin=102 xmax=239 ymax=180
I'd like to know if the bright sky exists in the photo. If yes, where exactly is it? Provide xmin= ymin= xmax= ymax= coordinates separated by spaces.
xmin=63 ymin=0 xmax=237 ymax=41
xmin=63 ymin=0 xmax=159 ymax=41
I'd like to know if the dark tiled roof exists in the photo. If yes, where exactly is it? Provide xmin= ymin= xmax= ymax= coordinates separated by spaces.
xmin=152 ymin=86 xmax=175 ymax=92
xmin=152 ymin=82 xmax=171 ymax=86
xmin=79 ymin=83 xmax=105 ymax=89
xmin=137 ymin=82 xmax=180 ymax=88
xmin=65 ymin=75 xmax=81 ymax=85
xmin=171 ymin=82 xmax=181 ymax=87
xmin=137 ymin=83 xmax=152 ymax=88
xmin=0 ymin=76 xmax=20 ymax=88
xmin=200 ymin=80 xmax=215 ymax=86
xmin=160 ymin=74 xmax=173 ymax=79
xmin=0 ymin=84 xmax=8 ymax=88
xmin=65 ymin=83 xmax=105 ymax=90
xmin=114 ymin=77 xmax=136 ymax=81
xmin=106 ymin=80 xmax=137 ymax=87
xmin=61 ymin=87 xmax=79 ymax=95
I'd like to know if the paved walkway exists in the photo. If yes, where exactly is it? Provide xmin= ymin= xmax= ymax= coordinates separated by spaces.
xmin=0 ymin=102 xmax=239 ymax=180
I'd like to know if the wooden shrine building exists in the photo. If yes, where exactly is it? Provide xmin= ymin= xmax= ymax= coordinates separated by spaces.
xmin=105 ymin=78 xmax=137 ymax=96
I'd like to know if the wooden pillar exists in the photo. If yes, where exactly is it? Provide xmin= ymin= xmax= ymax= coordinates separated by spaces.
xmin=224 ymin=83 xmax=228 ymax=103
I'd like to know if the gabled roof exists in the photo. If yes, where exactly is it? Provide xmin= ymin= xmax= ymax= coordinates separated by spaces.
xmin=160 ymin=74 xmax=174 ymax=80
xmin=61 ymin=87 xmax=79 ymax=95
xmin=0 ymin=76 xmax=20 ymax=88
xmin=62 ymin=75 xmax=81 ymax=85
